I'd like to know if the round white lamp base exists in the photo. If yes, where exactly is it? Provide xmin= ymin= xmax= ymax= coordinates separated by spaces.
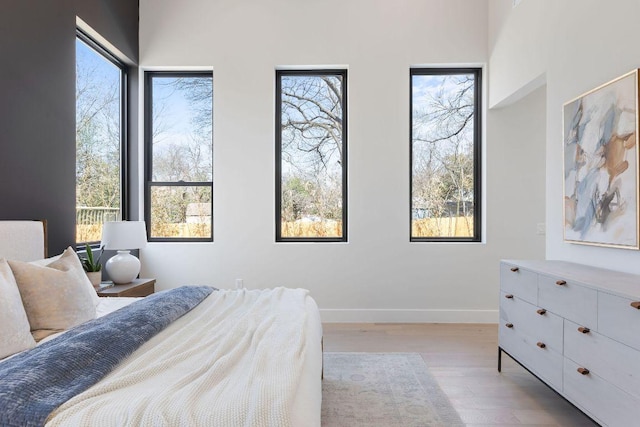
xmin=105 ymin=250 xmax=141 ymax=284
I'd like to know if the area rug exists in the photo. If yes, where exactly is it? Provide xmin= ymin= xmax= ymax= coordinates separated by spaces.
xmin=321 ymin=352 xmax=463 ymax=427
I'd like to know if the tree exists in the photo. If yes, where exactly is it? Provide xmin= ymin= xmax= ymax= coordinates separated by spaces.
xmin=147 ymin=75 xmax=213 ymax=238
xmin=281 ymin=75 xmax=344 ymax=172
xmin=278 ymin=73 xmax=345 ymax=237
xmin=75 ymin=38 xmax=122 ymax=241
xmin=412 ymin=72 xmax=477 ymax=237
xmin=151 ymin=76 xmax=213 ymax=183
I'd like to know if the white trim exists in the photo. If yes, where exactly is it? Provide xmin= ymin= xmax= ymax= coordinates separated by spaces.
xmin=137 ymin=70 xmax=146 ymax=221
xmin=139 ymin=66 xmax=214 ymax=72
xmin=490 ymin=72 xmax=547 ymax=109
xmin=409 ymin=62 xmax=486 ymax=69
xmin=275 ymin=64 xmax=350 ymax=71
xmin=76 ymin=16 xmax=133 ymax=65
xmin=320 ymin=309 xmax=499 ymax=323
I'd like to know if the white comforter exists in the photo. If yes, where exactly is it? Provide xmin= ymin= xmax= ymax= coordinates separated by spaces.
xmin=45 ymin=288 xmax=322 ymax=427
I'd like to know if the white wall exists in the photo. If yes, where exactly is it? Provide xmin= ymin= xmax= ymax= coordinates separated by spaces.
xmin=139 ymin=0 xmax=546 ymax=322
xmin=489 ymin=0 xmax=640 ymax=275
xmin=488 ymin=0 xmax=549 ymax=108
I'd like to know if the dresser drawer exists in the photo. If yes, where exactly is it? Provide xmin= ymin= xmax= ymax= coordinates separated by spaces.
xmin=500 ymin=262 xmax=537 ymax=304
xmin=499 ymin=319 xmax=562 ymax=391
xmin=564 ymin=358 xmax=640 ymax=427
xmin=500 ymin=319 xmax=534 ymax=375
xmin=538 ymin=274 xmax=597 ymax=326
xmin=598 ymin=292 xmax=640 ymax=352
xmin=564 ymin=320 xmax=640 ymax=401
xmin=499 ymin=318 xmax=530 ymax=367
xmin=500 ymin=292 xmax=562 ymax=353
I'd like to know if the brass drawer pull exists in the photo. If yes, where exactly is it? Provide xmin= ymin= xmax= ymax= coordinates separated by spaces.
xmin=536 ymin=309 xmax=547 ymax=315
xmin=578 ymin=327 xmax=590 ymax=334
xmin=536 ymin=342 xmax=546 ymax=348
xmin=505 ymin=323 xmax=513 ymax=328
xmin=556 ymin=280 xmax=567 ymax=286
xmin=510 ymin=267 xmax=519 ymax=272
xmin=505 ymin=294 xmax=514 ymax=299
xmin=577 ymin=367 xmax=590 ymax=375
xmin=631 ymin=302 xmax=640 ymax=310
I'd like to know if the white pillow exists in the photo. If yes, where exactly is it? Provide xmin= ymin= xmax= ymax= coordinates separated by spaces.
xmin=29 ymin=250 xmax=99 ymax=307
xmin=0 ymin=258 xmax=36 ymax=359
xmin=9 ymin=247 xmax=97 ymax=335
xmin=29 ymin=253 xmax=62 ymax=266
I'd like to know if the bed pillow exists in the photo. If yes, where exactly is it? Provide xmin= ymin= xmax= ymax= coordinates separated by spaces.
xmin=0 ymin=258 xmax=36 ymax=359
xmin=29 ymin=251 xmax=100 ymax=308
xmin=8 ymin=247 xmax=97 ymax=335
xmin=28 ymin=253 xmax=62 ymax=267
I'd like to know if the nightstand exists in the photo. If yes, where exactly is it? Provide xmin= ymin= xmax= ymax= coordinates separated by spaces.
xmin=96 ymin=278 xmax=156 ymax=297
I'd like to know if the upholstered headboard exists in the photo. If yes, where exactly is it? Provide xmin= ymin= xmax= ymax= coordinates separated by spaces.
xmin=0 ymin=220 xmax=47 ymax=261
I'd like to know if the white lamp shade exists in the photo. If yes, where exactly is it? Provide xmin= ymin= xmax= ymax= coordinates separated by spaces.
xmin=101 ymin=221 xmax=147 ymax=250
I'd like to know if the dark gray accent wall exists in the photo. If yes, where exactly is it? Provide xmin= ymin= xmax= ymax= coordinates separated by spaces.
xmin=0 ymin=0 xmax=138 ymax=255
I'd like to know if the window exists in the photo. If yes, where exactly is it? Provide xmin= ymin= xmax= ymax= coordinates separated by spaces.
xmin=75 ymin=30 xmax=126 ymax=244
xmin=145 ymin=72 xmax=213 ymax=241
xmin=410 ymin=68 xmax=481 ymax=242
xmin=276 ymin=70 xmax=348 ymax=242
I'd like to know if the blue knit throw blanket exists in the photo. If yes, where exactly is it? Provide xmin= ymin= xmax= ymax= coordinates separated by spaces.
xmin=0 ymin=285 xmax=214 ymax=427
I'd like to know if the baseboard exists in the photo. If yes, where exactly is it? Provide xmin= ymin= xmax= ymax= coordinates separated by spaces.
xmin=320 ymin=309 xmax=499 ymax=323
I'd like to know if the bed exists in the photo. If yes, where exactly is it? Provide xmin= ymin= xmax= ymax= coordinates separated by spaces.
xmin=0 ymin=220 xmax=323 ymax=426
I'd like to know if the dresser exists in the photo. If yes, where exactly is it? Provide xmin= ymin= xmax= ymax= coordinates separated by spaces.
xmin=499 ymin=260 xmax=640 ymax=427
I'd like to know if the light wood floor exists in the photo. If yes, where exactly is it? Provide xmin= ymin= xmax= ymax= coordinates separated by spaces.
xmin=322 ymin=323 xmax=598 ymax=427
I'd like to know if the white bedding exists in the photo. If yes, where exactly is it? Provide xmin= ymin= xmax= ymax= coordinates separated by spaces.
xmin=96 ymin=296 xmax=140 ymax=317
xmin=36 ymin=296 xmax=140 ymax=345
xmin=42 ymin=288 xmax=322 ymax=426
xmin=0 ymin=221 xmax=322 ymax=426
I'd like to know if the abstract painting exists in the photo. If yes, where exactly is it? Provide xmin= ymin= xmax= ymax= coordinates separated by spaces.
xmin=564 ymin=70 xmax=639 ymax=249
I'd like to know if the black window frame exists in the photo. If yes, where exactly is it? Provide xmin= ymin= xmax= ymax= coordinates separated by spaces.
xmin=144 ymin=71 xmax=214 ymax=243
xmin=409 ymin=67 xmax=482 ymax=243
xmin=75 ymin=29 xmax=129 ymax=247
xmin=275 ymin=69 xmax=348 ymax=243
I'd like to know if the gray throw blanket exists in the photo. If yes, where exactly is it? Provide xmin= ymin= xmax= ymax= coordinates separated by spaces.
xmin=0 ymin=285 xmax=214 ymax=427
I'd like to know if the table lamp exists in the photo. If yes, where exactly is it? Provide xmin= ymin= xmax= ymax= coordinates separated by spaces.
xmin=101 ymin=221 xmax=148 ymax=284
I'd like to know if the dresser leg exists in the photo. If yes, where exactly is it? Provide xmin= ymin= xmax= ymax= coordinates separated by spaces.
xmin=498 ymin=347 xmax=502 ymax=372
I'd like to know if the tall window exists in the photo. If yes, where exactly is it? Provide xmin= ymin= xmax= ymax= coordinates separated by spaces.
xmin=145 ymin=72 xmax=213 ymax=242
xmin=410 ymin=68 xmax=481 ymax=242
xmin=276 ymin=70 xmax=348 ymax=242
xmin=75 ymin=30 xmax=126 ymax=244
